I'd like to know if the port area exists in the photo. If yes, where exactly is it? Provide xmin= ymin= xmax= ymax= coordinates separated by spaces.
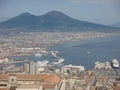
xmin=0 ymin=48 xmax=120 ymax=90
xmin=0 ymin=56 xmax=120 ymax=90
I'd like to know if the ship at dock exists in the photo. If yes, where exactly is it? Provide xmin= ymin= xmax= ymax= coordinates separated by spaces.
xmin=35 ymin=53 xmax=42 ymax=57
xmin=36 ymin=60 xmax=49 ymax=67
xmin=52 ymin=58 xmax=64 ymax=65
xmin=49 ymin=51 xmax=59 ymax=58
xmin=112 ymin=58 xmax=119 ymax=68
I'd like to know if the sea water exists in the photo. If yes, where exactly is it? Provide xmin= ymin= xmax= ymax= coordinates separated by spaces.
xmin=9 ymin=36 xmax=120 ymax=69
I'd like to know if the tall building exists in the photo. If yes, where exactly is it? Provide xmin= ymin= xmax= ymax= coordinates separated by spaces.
xmin=23 ymin=63 xmax=29 ymax=74
xmin=29 ymin=61 xmax=35 ymax=74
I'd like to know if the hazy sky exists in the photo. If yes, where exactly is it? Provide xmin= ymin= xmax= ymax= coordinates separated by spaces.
xmin=0 ymin=0 xmax=120 ymax=25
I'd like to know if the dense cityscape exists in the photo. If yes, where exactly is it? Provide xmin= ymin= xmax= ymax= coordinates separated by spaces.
xmin=0 ymin=0 xmax=120 ymax=90
xmin=0 ymin=31 xmax=120 ymax=90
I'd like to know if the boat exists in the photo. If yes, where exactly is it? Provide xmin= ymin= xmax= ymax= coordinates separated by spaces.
xmin=52 ymin=58 xmax=64 ymax=65
xmin=87 ymin=51 xmax=91 ymax=54
xmin=50 ymin=51 xmax=59 ymax=58
xmin=112 ymin=58 xmax=119 ymax=68
xmin=35 ymin=53 xmax=42 ymax=57
xmin=36 ymin=60 xmax=49 ymax=67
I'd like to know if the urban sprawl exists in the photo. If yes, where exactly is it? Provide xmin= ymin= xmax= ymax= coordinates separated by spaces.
xmin=0 ymin=31 xmax=120 ymax=90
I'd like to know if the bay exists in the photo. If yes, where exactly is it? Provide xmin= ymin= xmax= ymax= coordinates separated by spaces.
xmin=9 ymin=36 xmax=120 ymax=69
xmin=49 ymin=36 xmax=120 ymax=69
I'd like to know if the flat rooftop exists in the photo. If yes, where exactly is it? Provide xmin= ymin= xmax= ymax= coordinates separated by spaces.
xmin=16 ymin=84 xmax=42 ymax=89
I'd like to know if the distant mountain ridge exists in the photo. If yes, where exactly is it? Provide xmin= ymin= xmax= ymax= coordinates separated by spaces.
xmin=0 ymin=11 xmax=119 ymax=32
xmin=112 ymin=22 xmax=120 ymax=27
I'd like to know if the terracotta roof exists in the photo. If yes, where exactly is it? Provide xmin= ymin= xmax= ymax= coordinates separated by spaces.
xmin=0 ymin=88 xmax=8 ymax=90
xmin=17 ymin=74 xmax=42 ymax=80
xmin=42 ymin=84 xmax=56 ymax=89
xmin=0 ymin=74 xmax=61 ymax=84
xmin=114 ymin=86 xmax=120 ymax=90
xmin=17 ymin=74 xmax=61 ymax=83
xmin=0 ymin=75 xmax=9 ymax=80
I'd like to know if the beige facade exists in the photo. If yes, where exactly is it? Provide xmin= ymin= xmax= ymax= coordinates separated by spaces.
xmin=16 ymin=85 xmax=42 ymax=90
xmin=36 ymin=67 xmax=45 ymax=74
xmin=23 ymin=63 xmax=29 ymax=73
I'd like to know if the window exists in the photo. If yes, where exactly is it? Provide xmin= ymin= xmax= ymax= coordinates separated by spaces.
xmin=11 ymin=78 xmax=14 ymax=82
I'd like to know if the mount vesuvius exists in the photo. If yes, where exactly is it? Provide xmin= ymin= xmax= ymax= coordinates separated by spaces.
xmin=0 ymin=11 xmax=118 ymax=32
